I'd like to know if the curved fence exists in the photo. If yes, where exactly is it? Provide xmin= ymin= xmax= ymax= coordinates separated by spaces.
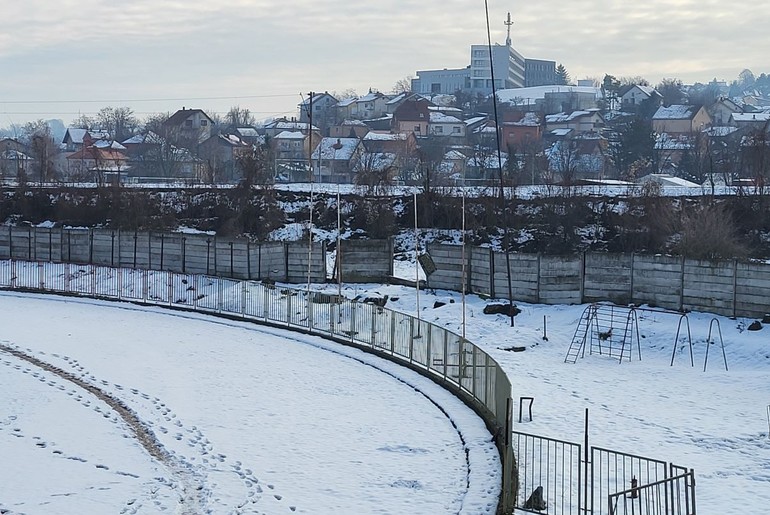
xmin=0 ymin=259 xmax=516 ymax=513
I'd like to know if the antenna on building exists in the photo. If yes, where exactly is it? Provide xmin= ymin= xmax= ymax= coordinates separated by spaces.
xmin=505 ymin=12 xmax=513 ymax=47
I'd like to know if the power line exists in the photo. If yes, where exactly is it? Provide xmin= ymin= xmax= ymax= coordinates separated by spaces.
xmin=0 ymin=93 xmax=299 ymax=105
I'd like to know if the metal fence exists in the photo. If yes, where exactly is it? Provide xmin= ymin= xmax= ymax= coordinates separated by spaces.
xmin=0 ymin=259 xmax=517 ymax=512
xmin=513 ymin=430 xmax=697 ymax=515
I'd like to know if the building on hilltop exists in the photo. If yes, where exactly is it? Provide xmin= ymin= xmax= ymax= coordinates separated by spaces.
xmin=411 ymin=12 xmax=556 ymax=96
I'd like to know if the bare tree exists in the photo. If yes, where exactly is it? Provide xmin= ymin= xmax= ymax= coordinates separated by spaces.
xmin=96 ymin=107 xmax=139 ymax=142
xmin=391 ymin=76 xmax=413 ymax=94
xmin=21 ymin=120 xmax=58 ymax=183
xmin=225 ymin=106 xmax=256 ymax=128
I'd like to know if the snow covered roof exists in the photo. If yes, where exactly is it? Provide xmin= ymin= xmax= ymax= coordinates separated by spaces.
xmin=654 ymin=134 xmax=692 ymax=150
xmin=363 ymin=132 xmax=407 ymax=141
xmin=236 ymin=127 xmax=259 ymax=137
xmin=444 ymin=149 xmax=466 ymax=160
xmin=64 ymin=128 xmax=111 ymax=144
xmin=121 ymin=131 xmax=164 ymax=146
xmin=731 ymin=112 xmax=770 ymax=123
xmin=311 ymin=137 xmax=359 ymax=160
xmin=337 ymin=98 xmax=357 ymax=107
xmin=266 ymin=120 xmax=318 ymax=131
xmin=428 ymin=106 xmax=462 ymax=114
xmin=703 ymin=126 xmax=739 ymax=137
xmin=464 ymin=116 xmax=487 ymax=127
xmin=550 ymin=128 xmax=573 ymax=137
xmin=509 ymin=112 xmax=541 ymax=126
xmin=274 ymin=131 xmax=306 ymax=140
xmin=652 ymin=105 xmax=700 ymax=120
xmin=545 ymin=111 xmax=598 ymax=123
xmin=93 ymin=140 xmax=127 ymax=150
xmin=429 ymin=112 xmax=462 ymax=124
xmin=386 ymin=92 xmax=409 ymax=105
xmin=637 ymin=173 xmax=700 ymax=187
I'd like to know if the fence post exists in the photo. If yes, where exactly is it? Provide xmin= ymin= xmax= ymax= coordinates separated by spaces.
xmin=241 ymin=280 xmax=247 ymax=316
xmin=167 ymin=271 xmax=173 ymax=306
xmin=142 ymin=269 xmax=148 ymax=302
xmin=489 ymin=247 xmax=495 ymax=298
xmin=110 ymin=231 xmax=116 ymax=267
xmin=732 ymin=259 xmax=738 ymax=319
xmin=580 ymin=251 xmax=586 ymax=304
xmin=38 ymin=261 xmax=44 ymax=290
xmin=88 ymin=230 xmax=93 ymax=264
xmin=182 ymin=237 xmax=187 ymax=274
xmin=536 ymin=253 xmax=542 ymax=304
xmin=680 ymin=255 xmax=686 ymax=312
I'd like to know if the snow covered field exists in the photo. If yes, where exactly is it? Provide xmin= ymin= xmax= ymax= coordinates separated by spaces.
xmin=2 ymin=265 xmax=770 ymax=515
xmin=0 ymin=293 xmax=499 ymax=515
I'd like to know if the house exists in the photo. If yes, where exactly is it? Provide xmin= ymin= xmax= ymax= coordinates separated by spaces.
xmin=310 ymin=137 xmax=361 ymax=183
xmin=385 ymin=92 xmax=411 ymax=114
xmin=501 ymin=112 xmax=542 ymax=148
xmin=651 ymin=105 xmax=711 ymax=135
xmin=428 ymin=112 xmax=466 ymax=138
xmin=708 ymin=97 xmax=743 ymax=126
xmin=330 ymin=120 xmax=370 ymax=139
xmin=544 ymin=110 xmax=604 ymax=135
xmin=362 ymin=131 xmax=417 ymax=155
xmin=353 ymin=90 xmax=389 ymax=120
xmin=120 ymin=132 xmax=202 ymax=180
xmin=162 ymin=108 xmax=215 ymax=145
xmin=0 ymin=139 xmax=31 ymax=178
xmin=547 ymin=136 xmax=609 ymax=180
xmin=729 ymin=112 xmax=770 ymax=131
xmin=264 ymin=118 xmax=319 ymax=139
xmin=62 ymin=128 xmax=110 ymax=152
xmin=271 ymin=131 xmax=311 ymax=182
xmin=620 ymin=85 xmax=662 ymax=110
xmin=298 ymin=92 xmax=338 ymax=130
xmin=392 ymin=96 xmax=434 ymax=136
xmin=66 ymin=145 xmax=130 ymax=180
xmin=466 ymin=153 xmax=508 ymax=180
xmin=197 ymin=134 xmax=251 ymax=183
xmin=233 ymin=127 xmax=264 ymax=145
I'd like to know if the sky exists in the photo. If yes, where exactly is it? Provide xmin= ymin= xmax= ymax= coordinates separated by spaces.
xmin=2 ymin=262 xmax=770 ymax=514
xmin=1 ymin=0 xmax=769 ymax=128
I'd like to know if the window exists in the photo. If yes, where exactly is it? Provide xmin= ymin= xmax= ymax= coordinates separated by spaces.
xmin=200 ymin=119 xmax=208 ymax=126
xmin=414 ymin=125 xmax=421 ymax=133
xmin=185 ymin=120 xmax=193 ymax=128
xmin=434 ymin=126 xmax=443 ymax=134
xmin=452 ymin=126 xmax=461 ymax=134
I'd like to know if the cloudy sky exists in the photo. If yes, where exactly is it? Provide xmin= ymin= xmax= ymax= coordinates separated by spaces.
xmin=1 ymin=0 xmax=768 ymax=128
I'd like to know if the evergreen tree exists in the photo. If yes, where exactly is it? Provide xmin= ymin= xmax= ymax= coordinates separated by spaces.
xmin=555 ymin=64 xmax=571 ymax=86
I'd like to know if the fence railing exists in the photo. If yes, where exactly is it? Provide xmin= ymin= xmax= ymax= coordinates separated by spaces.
xmin=607 ymin=469 xmax=696 ymax=515
xmin=0 ymin=259 xmax=516 ymax=512
xmin=513 ymin=431 xmax=697 ymax=515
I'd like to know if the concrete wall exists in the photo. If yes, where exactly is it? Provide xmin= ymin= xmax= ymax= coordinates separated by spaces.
xmin=337 ymin=239 xmax=393 ymax=282
xmin=0 ymin=227 xmax=327 ymax=283
xmin=3 ymin=227 xmax=768 ymax=318
xmin=427 ymin=243 xmax=770 ymax=318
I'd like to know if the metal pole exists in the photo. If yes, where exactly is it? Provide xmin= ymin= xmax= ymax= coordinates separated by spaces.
xmin=461 ymin=172 xmax=466 ymax=340
xmin=307 ymin=91 xmax=315 ymax=294
xmin=414 ymin=191 xmax=421 ymax=328
xmin=337 ymin=184 xmax=342 ymax=299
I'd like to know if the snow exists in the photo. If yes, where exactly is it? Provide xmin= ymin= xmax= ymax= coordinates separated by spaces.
xmin=2 ymin=257 xmax=770 ymax=514
xmin=0 ymin=292 xmax=500 ymax=514
xmin=653 ymin=105 xmax=698 ymax=120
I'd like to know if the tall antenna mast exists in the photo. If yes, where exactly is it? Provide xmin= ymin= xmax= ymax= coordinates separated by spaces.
xmin=505 ymin=12 xmax=513 ymax=47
